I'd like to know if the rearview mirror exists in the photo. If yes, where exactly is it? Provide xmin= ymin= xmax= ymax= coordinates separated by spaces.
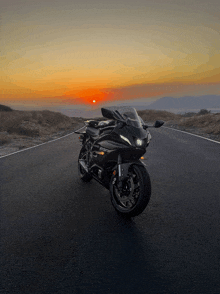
xmin=101 ymin=108 xmax=115 ymax=119
xmin=154 ymin=120 xmax=164 ymax=128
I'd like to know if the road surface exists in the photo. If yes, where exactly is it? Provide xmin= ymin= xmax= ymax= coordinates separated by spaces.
xmin=1 ymin=127 xmax=220 ymax=294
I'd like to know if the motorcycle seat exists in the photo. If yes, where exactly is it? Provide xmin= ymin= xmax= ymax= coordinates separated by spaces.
xmin=85 ymin=120 xmax=100 ymax=128
xmin=98 ymin=120 xmax=115 ymax=127
xmin=85 ymin=119 xmax=115 ymax=129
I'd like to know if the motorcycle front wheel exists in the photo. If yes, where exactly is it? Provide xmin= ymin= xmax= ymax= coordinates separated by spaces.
xmin=110 ymin=164 xmax=151 ymax=217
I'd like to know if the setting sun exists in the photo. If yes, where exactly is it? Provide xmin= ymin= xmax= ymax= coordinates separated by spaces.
xmin=1 ymin=0 xmax=220 ymax=110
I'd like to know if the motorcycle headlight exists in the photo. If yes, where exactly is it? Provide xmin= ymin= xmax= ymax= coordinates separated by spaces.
xmin=136 ymin=139 xmax=143 ymax=146
xmin=120 ymin=135 xmax=132 ymax=145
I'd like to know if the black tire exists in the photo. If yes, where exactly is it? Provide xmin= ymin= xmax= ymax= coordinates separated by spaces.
xmin=78 ymin=148 xmax=93 ymax=182
xmin=110 ymin=164 xmax=151 ymax=217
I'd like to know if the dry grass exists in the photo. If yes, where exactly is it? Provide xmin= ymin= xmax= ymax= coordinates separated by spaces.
xmin=178 ymin=113 xmax=220 ymax=135
xmin=138 ymin=109 xmax=220 ymax=137
xmin=0 ymin=133 xmax=11 ymax=145
xmin=0 ymin=110 xmax=82 ymax=138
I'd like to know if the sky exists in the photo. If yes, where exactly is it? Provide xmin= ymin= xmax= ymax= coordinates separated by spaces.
xmin=1 ymin=0 xmax=220 ymax=111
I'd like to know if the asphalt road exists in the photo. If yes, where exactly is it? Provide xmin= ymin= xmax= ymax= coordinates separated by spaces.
xmin=1 ymin=128 xmax=220 ymax=294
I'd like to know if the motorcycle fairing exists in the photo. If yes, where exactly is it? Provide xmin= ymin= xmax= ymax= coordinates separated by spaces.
xmin=101 ymin=106 xmax=142 ymax=128
xmin=80 ymin=106 xmax=150 ymax=182
xmin=86 ymin=126 xmax=100 ymax=137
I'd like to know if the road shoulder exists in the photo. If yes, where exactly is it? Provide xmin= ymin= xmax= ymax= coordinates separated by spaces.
xmin=0 ymin=122 xmax=84 ymax=158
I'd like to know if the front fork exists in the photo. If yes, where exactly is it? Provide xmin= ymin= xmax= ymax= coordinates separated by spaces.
xmin=118 ymin=154 xmax=122 ymax=176
xmin=118 ymin=154 xmax=123 ymax=190
xmin=117 ymin=154 xmax=131 ymax=191
xmin=117 ymin=154 xmax=145 ymax=185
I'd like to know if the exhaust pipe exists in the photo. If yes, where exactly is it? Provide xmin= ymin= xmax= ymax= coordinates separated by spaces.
xmin=79 ymin=159 xmax=89 ymax=173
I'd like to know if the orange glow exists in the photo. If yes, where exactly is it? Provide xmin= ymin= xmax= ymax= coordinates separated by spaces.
xmin=63 ymin=88 xmax=112 ymax=105
xmin=58 ymin=80 xmax=220 ymax=107
xmin=1 ymin=2 xmax=220 ymax=108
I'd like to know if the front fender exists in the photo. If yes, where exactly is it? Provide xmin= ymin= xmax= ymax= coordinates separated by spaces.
xmin=119 ymin=160 xmax=146 ymax=181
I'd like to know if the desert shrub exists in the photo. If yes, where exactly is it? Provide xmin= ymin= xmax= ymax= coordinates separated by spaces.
xmin=0 ymin=133 xmax=11 ymax=145
xmin=179 ymin=113 xmax=220 ymax=135
xmin=0 ymin=111 xmax=32 ymax=133
xmin=197 ymin=109 xmax=211 ymax=115
xmin=30 ymin=110 xmax=74 ymax=128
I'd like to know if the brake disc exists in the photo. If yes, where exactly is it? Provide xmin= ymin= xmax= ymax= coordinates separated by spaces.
xmin=114 ymin=176 xmax=135 ymax=203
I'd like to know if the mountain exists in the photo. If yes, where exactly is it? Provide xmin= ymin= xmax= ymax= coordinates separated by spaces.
xmin=0 ymin=104 xmax=13 ymax=112
xmin=58 ymin=108 xmax=102 ymax=118
xmin=146 ymin=95 xmax=220 ymax=111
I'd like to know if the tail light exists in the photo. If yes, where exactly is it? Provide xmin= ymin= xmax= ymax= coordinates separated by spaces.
xmin=79 ymin=135 xmax=84 ymax=142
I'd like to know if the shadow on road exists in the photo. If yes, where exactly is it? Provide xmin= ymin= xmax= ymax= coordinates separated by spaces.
xmin=1 ymin=177 xmax=170 ymax=294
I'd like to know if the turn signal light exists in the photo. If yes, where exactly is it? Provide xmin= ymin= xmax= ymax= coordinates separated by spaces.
xmin=79 ymin=135 xmax=84 ymax=142
xmin=113 ymin=170 xmax=116 ymax=175
xmin=97 ymin=151 xmax=105 ymax=155
xmin=141 ymin=156 xmax=144 ymax=159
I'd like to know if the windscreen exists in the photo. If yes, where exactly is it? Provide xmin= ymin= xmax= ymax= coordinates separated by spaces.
xmin=102 ymin=106 xmax=142 ymax=128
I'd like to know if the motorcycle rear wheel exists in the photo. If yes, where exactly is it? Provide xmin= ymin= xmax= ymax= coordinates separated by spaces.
xmin=110 ymin=164 xmax=151 ymax=217
xmin=78 ymin=148 xmax=93 ymax=182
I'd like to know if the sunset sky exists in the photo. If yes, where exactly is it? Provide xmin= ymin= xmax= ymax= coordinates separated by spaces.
xmin=1 ymin=0 xmax=220 ymax=111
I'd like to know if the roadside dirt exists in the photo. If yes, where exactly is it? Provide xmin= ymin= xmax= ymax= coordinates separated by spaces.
xmin=164 ymin=121 xmax=220 ymax=142
xmin=0 ymin=122 xmax=84 ymax=157
xmin=0 ymin=108 xmax=86 ymax=157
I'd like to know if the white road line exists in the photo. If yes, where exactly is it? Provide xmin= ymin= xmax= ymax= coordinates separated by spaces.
xmin=0 ymin=128 xmax=82 ymax=160
xmin=164 ymin=126 xmax=220 ymax=144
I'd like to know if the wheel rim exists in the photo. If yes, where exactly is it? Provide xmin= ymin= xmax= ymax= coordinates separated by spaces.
xmin=112 ymin=168 xmax=140 ymax=210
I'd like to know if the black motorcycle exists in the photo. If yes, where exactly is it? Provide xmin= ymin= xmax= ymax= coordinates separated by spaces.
xmin=75 ymin=106 xmax=164 ymax=217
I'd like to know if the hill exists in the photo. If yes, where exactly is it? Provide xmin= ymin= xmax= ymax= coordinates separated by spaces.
xmin=137 ymin=109 xmax=181 ymax=122
xmin=0 ymin=106 xmax=83 ymax=149
xmin=137 ymin=109 xmax=220 ymax=141
xmin=146 ymin=95 xmax=220 ymax=111
xmin=0 ymin=109 xmax=83 ymax=137
xmin=0 ymin=104 xmax=13 ymax=112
